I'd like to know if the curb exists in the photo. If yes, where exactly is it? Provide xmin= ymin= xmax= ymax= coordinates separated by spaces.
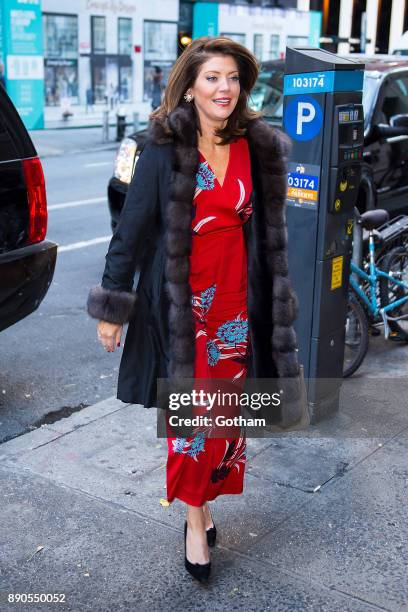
xmin=37 ymin=142 xmax=119 ymax=159
xmin=41 ymin=121 xmax=148 ymax=131
xmin=0 ymin=396 xmax=128 ymax=460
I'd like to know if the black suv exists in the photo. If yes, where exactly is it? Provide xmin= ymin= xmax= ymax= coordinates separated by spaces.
xmin=0 ymin=85 xmax=57 ymax=332
xmin=107 ymin=54 xmax=408 ymax=230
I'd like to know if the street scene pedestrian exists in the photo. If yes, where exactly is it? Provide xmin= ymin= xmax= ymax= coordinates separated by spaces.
xmin=151 ymin=66 xmax=164 ymax=111
xmin=85 ymin=86 xmax=94 ymax=113
xmin=1 ymin=0 xmax=408 ymax=609
xmin=88 ymin=36 xmax=305 ymax=583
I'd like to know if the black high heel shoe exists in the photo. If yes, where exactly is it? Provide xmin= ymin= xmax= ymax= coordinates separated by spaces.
xmin=206 ymin=523 xmax=217 ymax=547
xmin=205 ymin=505 xmax=217 ymax=547
xmin=184 ymin=521 xmax=211 ymax=583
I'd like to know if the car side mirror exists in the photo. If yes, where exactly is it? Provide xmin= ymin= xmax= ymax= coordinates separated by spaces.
xmin=390 ymin=113 xmax=408 ymax=128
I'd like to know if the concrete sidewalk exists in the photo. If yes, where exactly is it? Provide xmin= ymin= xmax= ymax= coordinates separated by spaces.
xmin=28 ymin=123 xmax=147 ymax=159
xmin=1 ymin=360 xmax=408 ymax=611
xmin=44 ymin=103 xmax=150 ymax=131
xmin=29 ymin=127 xmax=119 ymax=159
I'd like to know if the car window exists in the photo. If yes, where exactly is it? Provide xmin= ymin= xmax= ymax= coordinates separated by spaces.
xmin=249 ymin=67 xmax=283 ymax=121
xmin=374 ymin=73 xmax=408 ymax=124
xmin=251 ymin=65 xmax=378 ymax=127
xmin=362 ymin=73 xmax=380 ymax=128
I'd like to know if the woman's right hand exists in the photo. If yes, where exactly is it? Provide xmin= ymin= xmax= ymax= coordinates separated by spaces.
xmin=97 ymin=320 xmax=123 ymax=352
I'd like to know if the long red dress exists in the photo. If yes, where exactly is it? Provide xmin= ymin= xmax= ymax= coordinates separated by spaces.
xmin=165 ymin=136 xmax=253 ymax=507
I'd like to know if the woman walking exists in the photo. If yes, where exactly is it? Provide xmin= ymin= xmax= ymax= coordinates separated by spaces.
xmin=87 ymin=36 xmax=304 ymax=583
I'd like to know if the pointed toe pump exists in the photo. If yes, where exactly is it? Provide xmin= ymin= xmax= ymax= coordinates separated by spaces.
xmin=205 ymin=505 xmax=217 ymax=547
xmin=206 ymin=523 xmax=217 ymax=547
xmin=184 ymin=521 xmax=211 ymax=583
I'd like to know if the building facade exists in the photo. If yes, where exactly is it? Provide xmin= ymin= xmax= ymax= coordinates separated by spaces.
xmin=41 ymin=0 xmax=179 ymax=113
xmin=190 ymin=1 xmax=321 ymax=59
xmin=3 ymin=0 xmax=408 ymax=130
xmin=306 ymin=0 xmax=408 ymax=55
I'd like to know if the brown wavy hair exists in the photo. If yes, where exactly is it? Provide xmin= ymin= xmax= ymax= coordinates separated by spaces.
xmin=150 ymin=36 xmax=262 ymax=145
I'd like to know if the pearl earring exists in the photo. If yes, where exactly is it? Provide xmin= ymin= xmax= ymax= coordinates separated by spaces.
xmin=184 ymin=92 xmax=193 ymax=102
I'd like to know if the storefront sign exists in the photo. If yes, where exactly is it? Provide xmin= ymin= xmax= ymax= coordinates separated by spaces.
xmin=85 ymin=0 xmax=137 ymax=14
xmin=0 ymin=0 xmax=44 ymax=129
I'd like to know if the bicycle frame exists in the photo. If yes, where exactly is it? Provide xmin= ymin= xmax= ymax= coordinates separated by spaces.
xmin=349 ymin=231 xmax=408 ymax=337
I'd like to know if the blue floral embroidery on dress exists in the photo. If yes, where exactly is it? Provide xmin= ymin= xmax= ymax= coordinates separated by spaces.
xmin=172 ymin=437 xmax=187 ymax=453
xmin=207 ymin=339 xmax=221 ymax=366
xmin=216 ymin=318 xmax=248 ymax=345
xmin=172 ymin=433 xmax=206 ymax=457
xmin=191 ymin=284 xmax=217 ymax=318
xmin=187 ymin=432 xmax=206 ymax=457
xmin=201 ymin=284 xmax=216 ymax=310
xmin=196 ymin=162 xmax=215 ymax=190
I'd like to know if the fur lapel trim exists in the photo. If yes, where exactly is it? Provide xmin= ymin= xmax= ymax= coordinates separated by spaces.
xmin=159 ymin=105 xmax=199 ymax=379
xmin=149 ymin=102 xmax=300 ymax=382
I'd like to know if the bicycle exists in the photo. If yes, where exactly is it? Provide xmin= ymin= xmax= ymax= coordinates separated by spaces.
xmin=343 ymin=209 xmax=408 ymax=377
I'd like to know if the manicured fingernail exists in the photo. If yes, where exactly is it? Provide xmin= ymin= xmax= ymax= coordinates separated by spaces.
xmin=117 ymin=342 xmax=120 ymax=347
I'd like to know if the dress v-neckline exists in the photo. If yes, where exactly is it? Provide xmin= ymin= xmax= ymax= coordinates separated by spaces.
xmin=198 ymin=142 xmax=232 ymax=189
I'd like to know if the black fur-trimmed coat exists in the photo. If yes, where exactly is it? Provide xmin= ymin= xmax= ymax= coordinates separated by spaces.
xmin=87 ymin=102 xmax=306 ymax=429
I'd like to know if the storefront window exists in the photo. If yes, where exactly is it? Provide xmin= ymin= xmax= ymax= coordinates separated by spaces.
xmin=92 ymin=61 xmax=106 ymax=103
xmin=43 ymin=14 xmax=78 ymax=106
xmin=91 ymin=56 xmax=132 ymax=105
xmin=43 ymin=14 xmax=77 ymax=59
xmin=286 ymin=35 xmax=308 ymax=47
xmin=269 ymin=34 xmax=280 ymax=60
xmin=44 ymin=59 xmax=78 ymax=106
xmin=143 ymin=21 xmax=177 ymax=103
xmin=253 ymin=34 xmax=263 ymax=61
xmin=220 ymin=33 xmax=246 ymax=45
xmin=89 ymin=17 xmax=133 ymax=105
xmin=119 ymin=64 xmax=132 ymax=101
xmin=92 ymin=16 xmax=106 ymax=54
xmin=118 ymin=18 xmax=132 ymax=55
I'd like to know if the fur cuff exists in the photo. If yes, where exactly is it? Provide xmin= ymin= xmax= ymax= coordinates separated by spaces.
xmin=87 ymin=285 xmax=137 ymax=324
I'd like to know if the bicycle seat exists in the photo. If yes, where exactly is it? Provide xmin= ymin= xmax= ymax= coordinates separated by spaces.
xmin=360 ymin=209 xmax=389 ymax=230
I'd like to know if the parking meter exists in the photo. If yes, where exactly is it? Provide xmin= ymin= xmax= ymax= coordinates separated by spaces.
xmin=282 ymin=47 xmax=364 ymax=422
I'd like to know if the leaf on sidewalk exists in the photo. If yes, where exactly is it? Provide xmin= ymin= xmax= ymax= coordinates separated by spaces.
xmin=27 ymin=545 xmax=44 ymax=561
xmin=159 ymin=498 xmax=170 ymax=507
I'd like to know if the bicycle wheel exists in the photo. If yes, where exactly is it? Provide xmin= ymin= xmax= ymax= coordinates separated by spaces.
xmin=343 ymin=292 xmax=369 ymax=378
xmin=379 ymin=246 xmax=408 ymax=340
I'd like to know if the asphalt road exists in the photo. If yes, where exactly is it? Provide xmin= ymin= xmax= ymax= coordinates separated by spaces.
xmin=0 ymin=147 xmax=125 ymax=443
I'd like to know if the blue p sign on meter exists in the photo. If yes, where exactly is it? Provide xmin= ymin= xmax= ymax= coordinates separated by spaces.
xmin=284 ymin=95 xmax=323 ymax=141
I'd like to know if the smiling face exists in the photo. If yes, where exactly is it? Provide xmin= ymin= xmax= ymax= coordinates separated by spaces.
xmin=187 ymin=54 xmax=240 ymax=127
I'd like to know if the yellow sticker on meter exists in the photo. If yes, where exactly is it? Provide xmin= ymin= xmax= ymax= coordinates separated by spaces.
xmin=331 ymin=256 xmax=343 ymax=290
